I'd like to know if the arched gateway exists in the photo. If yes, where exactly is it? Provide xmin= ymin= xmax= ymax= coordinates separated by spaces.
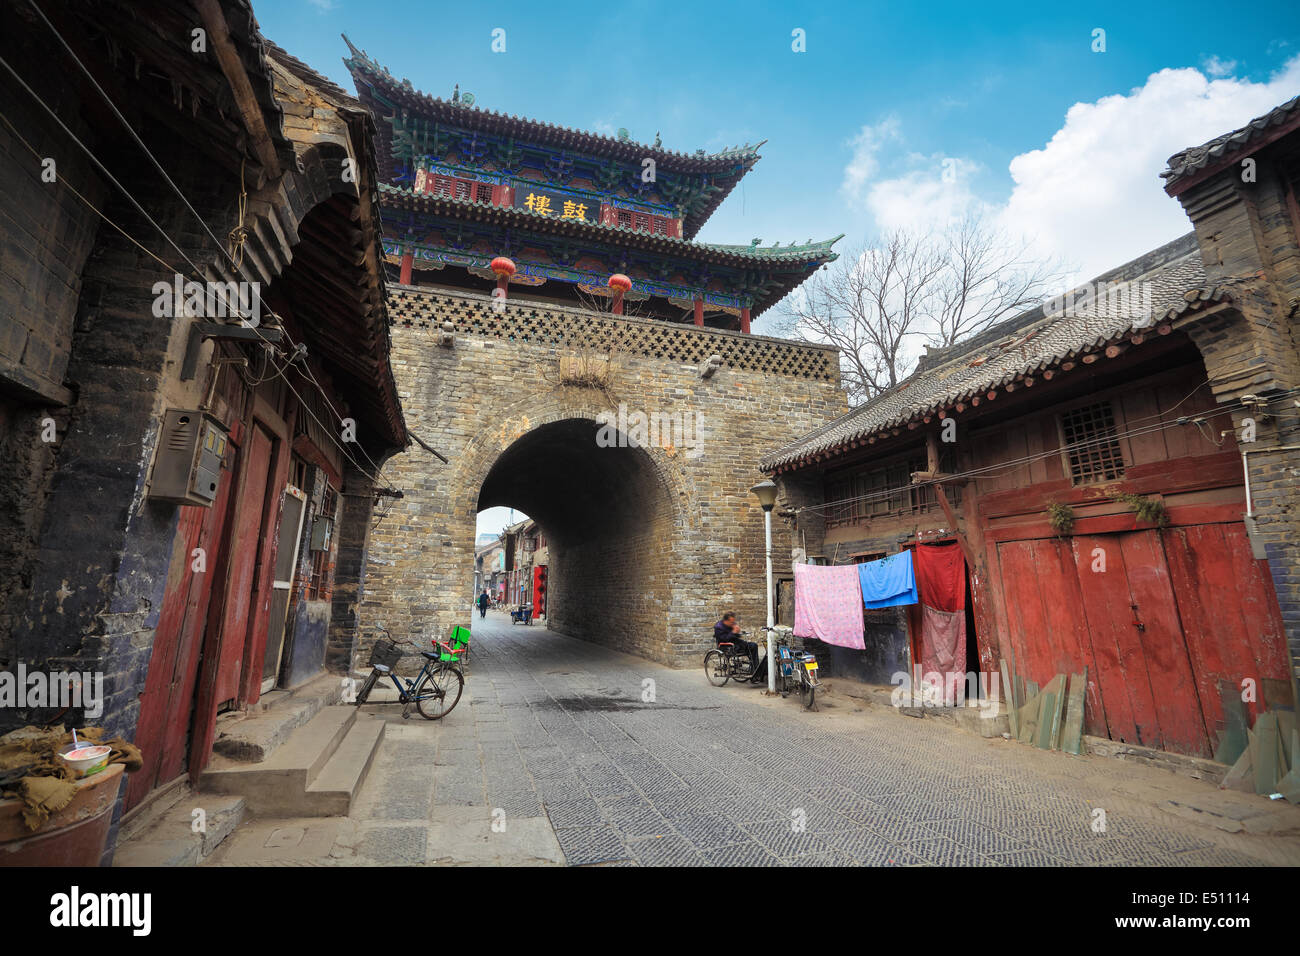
xmin=358 ymin=288 xmax=847 ymax=667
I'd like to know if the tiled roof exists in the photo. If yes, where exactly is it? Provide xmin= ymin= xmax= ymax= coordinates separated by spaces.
xmin=379 ymin=184 xmax=839 ymax=265
xmin=761 ymin=232 xmax=1222 ymax=470
xmin=341 ymin=36 xmax=763 ymax=237
xmin=1162 ymin=95 xmax=1300 ymax=190
xmin=266 ymin=40 xmax=355 ymax=104
xmin=342 ymin=37 xmax=762 ymax=167
xmin=377 ymin=184 xmax=840 ymax=316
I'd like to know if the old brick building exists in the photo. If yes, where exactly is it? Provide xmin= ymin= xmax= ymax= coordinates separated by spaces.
xmin=0 ymin=0 xmax=404 ymax=852
xmin=763 ymin=96 xmax=1300 ymax=759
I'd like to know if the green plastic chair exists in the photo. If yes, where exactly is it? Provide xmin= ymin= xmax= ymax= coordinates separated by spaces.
xmin=440 ymin=625 xmax=471 ymax=663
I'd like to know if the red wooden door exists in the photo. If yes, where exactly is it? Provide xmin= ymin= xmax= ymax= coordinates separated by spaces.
xmin=125 ymin=507 xmax=204 ymax=810
xmin=212 ymin=422 xmax=274 ymax=707
xmin=1161 ymin=523 xmax=1290 ymax=731
xmin=996 ymin=538 xmax=1109 ymax=738
xmin=127 ymin=432 xmax=238 ymax=809
xmin=996 ymin=522 xmax=1288 ymax=758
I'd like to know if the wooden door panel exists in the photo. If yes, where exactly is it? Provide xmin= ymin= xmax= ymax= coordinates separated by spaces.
xmin=1120 ymin=531 xmax=1208 ymax=756
xmin=1035 ymin=538 xmax=1095 ymax=677
xmin=994 ymin=541 xmax=1041 ymax=679
xmin=1222 ymin=524 xmax=1292 ymax=689
xmin=213 ymin=424 xmax=273 ymax=706
xmin=1072 ymin=533 xmax=1162 ymax=748
xmin=1165 ymin=523 xmax=1289 ymax=735
xmin=997 ymin=538 xmax=1109 ymax=738
xmin=125 ymin=506 xmax=204 ymax=810
xmin=156 ymin=451 xmax=237 ymax=784
xmin=1162 ymin=525 xmax=1236 ymax=742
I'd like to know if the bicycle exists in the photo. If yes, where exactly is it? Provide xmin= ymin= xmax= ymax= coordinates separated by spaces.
xmin=352 ymin=623 xmax=465 ymax=720
xmin=771 ymin=629 xmax=820 ymax=710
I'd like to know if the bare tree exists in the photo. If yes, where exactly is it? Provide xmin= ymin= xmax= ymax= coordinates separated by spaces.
xmin=779 ymin=231 xmax=945 ymax=403
xmin=930 ymin=214 xmax=1065 ymax=347
xmin=779 ymin=212 xmax=1064 ymax=405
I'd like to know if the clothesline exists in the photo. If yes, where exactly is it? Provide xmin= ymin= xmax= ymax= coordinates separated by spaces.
xmin=791 ymin=543 xmax=969 ymax=694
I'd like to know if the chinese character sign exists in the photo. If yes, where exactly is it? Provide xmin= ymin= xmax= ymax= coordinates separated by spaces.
xmin=514 ymin=186 xmax=592 ymax=222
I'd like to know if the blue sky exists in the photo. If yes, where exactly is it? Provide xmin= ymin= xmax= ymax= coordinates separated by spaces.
xmin=258 ymin=1 xmax=1295 ymax=281
xmin=252 ymin=0 xmax=1297 ymax=536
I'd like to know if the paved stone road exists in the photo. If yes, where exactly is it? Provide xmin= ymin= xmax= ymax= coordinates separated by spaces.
xmin=213 ymin=611 xmax=1300 ymax=866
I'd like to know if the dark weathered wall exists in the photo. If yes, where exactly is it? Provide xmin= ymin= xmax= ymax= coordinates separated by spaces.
xmin=0 ymin=28 xmax=104 ymax=666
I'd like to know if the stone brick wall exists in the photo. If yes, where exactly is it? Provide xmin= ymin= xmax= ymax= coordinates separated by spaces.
xmin=355 ymin=286 xmax=847 ymax=670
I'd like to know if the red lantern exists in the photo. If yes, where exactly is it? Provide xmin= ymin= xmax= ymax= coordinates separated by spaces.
xmin=490 ymin=256 xmax=516 ymax=279
xmin=607 ymin=273 xmax=631 ymax=315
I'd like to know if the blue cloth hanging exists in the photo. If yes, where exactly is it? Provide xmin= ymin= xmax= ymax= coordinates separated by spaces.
xmin=858 ymin=551 xmax=918 ymax=609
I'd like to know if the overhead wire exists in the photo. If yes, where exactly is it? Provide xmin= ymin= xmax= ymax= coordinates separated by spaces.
xmin=796 ymin=387 xmax=1300 ymax=518
xmin=9 ymin=12 xmax=395 ymax=487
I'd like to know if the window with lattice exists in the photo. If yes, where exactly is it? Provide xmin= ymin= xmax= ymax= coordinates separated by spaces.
xmin=824 ymin=452 xmax=956 ymax=528
xmin=475 ymin=182 xmax=493 ymax=203
xmin=1059 ymin=401 xmax=1125 ymax=484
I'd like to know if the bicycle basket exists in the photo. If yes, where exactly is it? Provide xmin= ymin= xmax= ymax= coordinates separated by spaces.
xmin=368 ymin=639 xmax=403 ymax=668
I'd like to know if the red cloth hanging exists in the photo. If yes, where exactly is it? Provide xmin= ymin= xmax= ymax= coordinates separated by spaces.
xmin=914 ymin=541 xmax=966 ymax=612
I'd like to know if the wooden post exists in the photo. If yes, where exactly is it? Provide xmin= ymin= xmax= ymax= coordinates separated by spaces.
xmin=399 ymin=249 xmax=414 ymax=286
xmin=740 ymin=306 xmax=751 ymax=334
xmin=693 ymin=298 xmax=704 ymax=327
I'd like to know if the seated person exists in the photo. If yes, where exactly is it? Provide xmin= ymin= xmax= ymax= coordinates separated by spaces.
xmin=713 ymin=611 xmax=758 ymax=676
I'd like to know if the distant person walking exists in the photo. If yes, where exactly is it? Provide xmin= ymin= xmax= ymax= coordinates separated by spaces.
xmin=478 ymin=591 xmax=490 ymax=618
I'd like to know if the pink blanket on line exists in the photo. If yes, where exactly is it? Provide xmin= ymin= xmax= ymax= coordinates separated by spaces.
xmin=793 ymin=563 xmax=865 ymax=649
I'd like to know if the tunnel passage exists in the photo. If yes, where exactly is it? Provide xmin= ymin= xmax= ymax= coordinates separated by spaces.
xmin=477 ymin=418 xmax=677 ymax=661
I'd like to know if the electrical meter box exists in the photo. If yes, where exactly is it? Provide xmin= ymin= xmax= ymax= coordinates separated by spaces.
xmin=148 ymin=409 xmax=228 ymax=506
xmin=309 ymin=514 xmax=334 ymax=552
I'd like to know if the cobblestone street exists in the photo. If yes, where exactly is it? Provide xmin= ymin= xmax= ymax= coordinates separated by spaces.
xmin=206 ymin=611 xmax=1300 ymax=867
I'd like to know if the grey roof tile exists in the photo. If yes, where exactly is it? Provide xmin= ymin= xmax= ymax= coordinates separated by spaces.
xmin=1162 ymin=95 xmax=1300 ymax=187
xmin=761 ymin=233 xmax=1222 ymax=469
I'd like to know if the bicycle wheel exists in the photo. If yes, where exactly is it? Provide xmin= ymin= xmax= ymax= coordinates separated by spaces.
xmin=704 ymin=651 xmax=730 ymax=687
xmin=415 ymin=664 xmax=464 ymax=719
xmin=801 ymin=676 xmax=815 ymax=710
xmin=354 ymin=669 xmax=380 ymax=705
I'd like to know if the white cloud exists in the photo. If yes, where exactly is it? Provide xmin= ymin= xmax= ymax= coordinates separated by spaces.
xmin=1201 ymin=55 xmax=1237 ymax=78
xmin=864 ymin=156 xmax=989 ymax=232
xmin=997 ymin=54 xmax=1300 ymax=283
xmin=841 ymin=117 xmax=901 ymax=203
xmin=845 ymin=54 xmax=1300 ymax=286
xmin=306 ymin=0 xmax=337 ymax=10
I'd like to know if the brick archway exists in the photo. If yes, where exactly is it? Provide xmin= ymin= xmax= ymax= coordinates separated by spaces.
xmin=467 ymin=403 xmax=697 ymax=661
xmin=354 ymin=286 xmax=848 ymax=669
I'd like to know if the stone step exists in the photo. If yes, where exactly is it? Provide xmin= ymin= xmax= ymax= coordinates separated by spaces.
xmin=200 ymin=706 xmax=356 ymax=815
xmin=112 ymin=794 xmax=245 ymax=867
xmin=211 ymin=672 xmax=344 ymax=763
xmin=302 ymin=713 xmax=386 ymax=815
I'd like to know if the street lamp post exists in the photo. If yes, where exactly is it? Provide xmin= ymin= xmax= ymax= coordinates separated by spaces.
xmin=750 ymin=479 xmax=779 ymax=695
